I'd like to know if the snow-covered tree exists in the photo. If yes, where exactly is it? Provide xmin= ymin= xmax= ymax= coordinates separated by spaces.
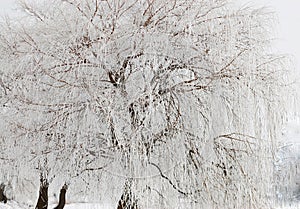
xmin=0 ymin=0 xmax=292 ymax=208
xmin=275 ymin=121 xmax=300 ymax=207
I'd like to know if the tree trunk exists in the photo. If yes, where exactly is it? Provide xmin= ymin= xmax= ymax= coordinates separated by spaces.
xmin=35 ymin=176 xmax=49 ymax=209
xmin=117 ymin=181 xmax=138 ymax=209
xmin=117 ymin=193 xmax=138 ymax=209
xmin=0 ymin=183 xmax=8 ymax=203
xmin=53 ymin=183 xmax=68 ymax=209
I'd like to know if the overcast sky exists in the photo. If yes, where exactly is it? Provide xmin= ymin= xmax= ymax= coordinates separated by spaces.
xmin=237 ymin=0 xmax=300 ymax=65
xmin=0 ymin=0 xmax=16 ymax=16
xmin=0 ymin=0 xmax=299 ymax=66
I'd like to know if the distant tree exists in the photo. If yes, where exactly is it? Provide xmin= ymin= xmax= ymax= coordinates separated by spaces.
xmin=0 ymin=0 xmax=292 ymax=208
xmin=275 ymin=128 xmax=300 ymax=206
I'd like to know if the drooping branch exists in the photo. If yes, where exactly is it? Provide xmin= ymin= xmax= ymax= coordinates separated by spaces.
xmin=149 ymin=162 xmax=190 ymax=196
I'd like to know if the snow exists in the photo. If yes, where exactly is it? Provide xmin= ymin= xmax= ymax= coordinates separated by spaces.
xmin=61 ymin=203 xmax=114 ymax=209
xmin=1 ymin=202 xmax=300 ymax=209
xmin=278 ymin=205 xmax=300 ymax=209
xmin=0 ymin=0 xmax=298 ymax=209
xmin=0 ymin=202 xmax=115 ymax=209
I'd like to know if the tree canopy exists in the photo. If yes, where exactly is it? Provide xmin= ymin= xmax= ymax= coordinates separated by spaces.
xmin=0 ymin=0 xmax=293 ymax=208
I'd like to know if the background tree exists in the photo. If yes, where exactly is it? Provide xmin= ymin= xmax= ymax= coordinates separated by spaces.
xmin=0 ymin=0 xmax=292 ymax=208
xmin=275 ymin=122 xmax=300 ymax=206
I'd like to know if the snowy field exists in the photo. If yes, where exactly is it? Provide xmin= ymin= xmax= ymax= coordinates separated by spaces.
xmin=0 ymin=202 xmax=115 ymax=209
xmin=1 ymin=202 xmax=300 ymax=209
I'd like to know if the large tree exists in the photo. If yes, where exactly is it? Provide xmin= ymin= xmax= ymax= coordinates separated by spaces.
xmin=0 ymin=0 xmax=292 ymax=208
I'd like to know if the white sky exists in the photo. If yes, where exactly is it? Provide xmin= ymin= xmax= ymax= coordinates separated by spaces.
xmin=237 ymin=0 xmax=300 ymax=66
xmin=0 ymin=0 xmax=16 ymax=17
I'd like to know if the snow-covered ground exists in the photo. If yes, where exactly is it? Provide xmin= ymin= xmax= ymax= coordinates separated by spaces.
xmin=0 ymin=202 xmax=115 ymax=209
xmin=1 ymin=201 xmax=300 ymax=209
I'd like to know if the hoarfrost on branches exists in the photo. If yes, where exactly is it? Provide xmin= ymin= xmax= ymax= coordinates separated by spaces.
xmin=0 ymin=0 xmax=294 ymax=208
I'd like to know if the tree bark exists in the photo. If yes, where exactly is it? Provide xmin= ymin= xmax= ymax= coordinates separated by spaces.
xmin=35 ymin=176 xmax=49 ymax=209
xmin=53 ymin=183 xmax=68 ymax=209
xmin=0 ymin=183 xmax=7 ymax=203
xmin=117 ymin=181 xmax=138 ymax=209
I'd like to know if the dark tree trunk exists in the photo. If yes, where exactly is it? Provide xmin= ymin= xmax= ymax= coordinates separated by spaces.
xmin=0 ymin=183 xmax=8 ymax=203
xmin=53 ymin=183 xmax=68 ymax=209
xmin=117 ymin=193 xmax=138 ymax=209
xmin=117 ymin=180 xmax=138 ymax=209
xmin=35 ymin=175 xmax=49 ymax=209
